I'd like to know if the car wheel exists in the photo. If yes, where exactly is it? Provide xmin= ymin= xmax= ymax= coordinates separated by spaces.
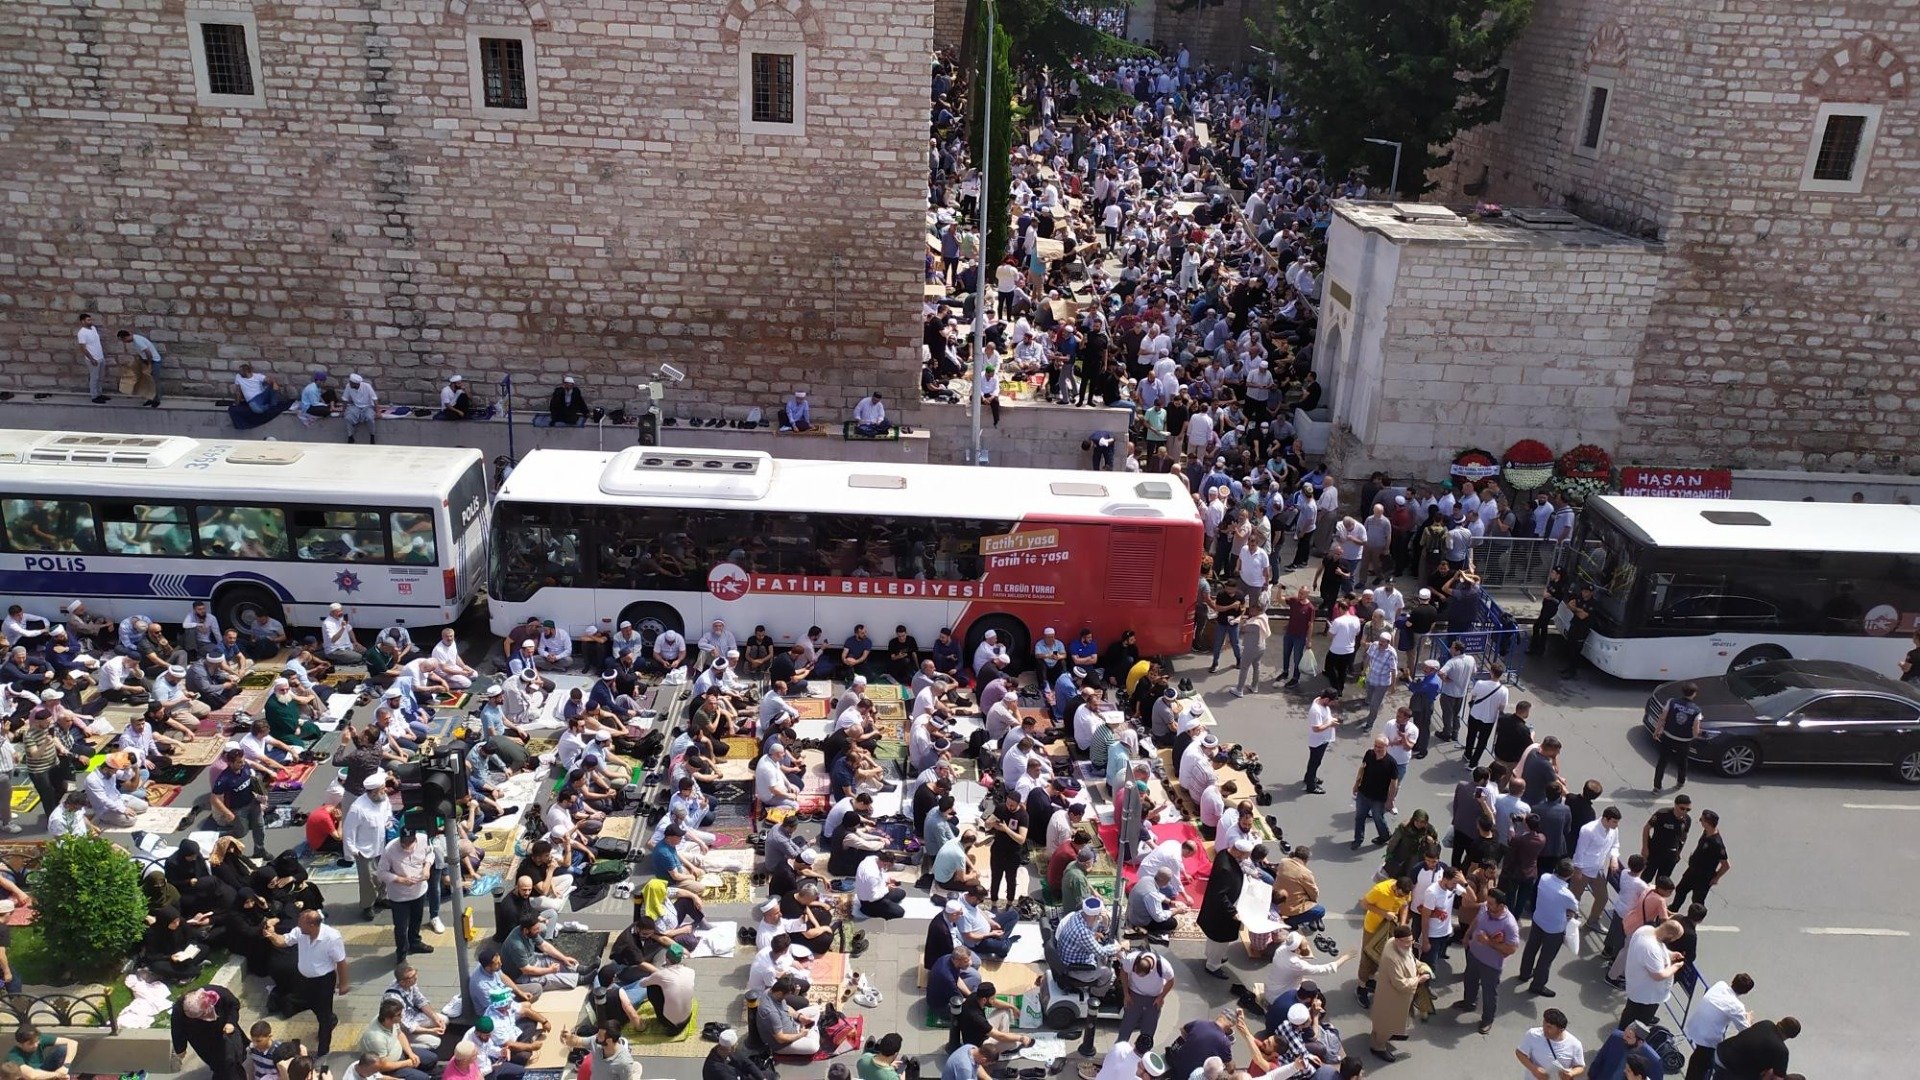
xmin=1896 ymin=747 xmax=1920 ymax=786
xmin=617 ymin=601 xmax=683 ymax=654
xmin=1714 ymin=739 xmax=1761 ymax=778
xmin=1727 ymin=644 xmax=1790 ymax=673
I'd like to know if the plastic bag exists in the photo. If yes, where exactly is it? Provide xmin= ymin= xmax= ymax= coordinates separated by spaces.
xmin=1564 ymin=914 xmax=1583 ymax=957
xmin=1299 ymin=649 xmax=1321 ymax=678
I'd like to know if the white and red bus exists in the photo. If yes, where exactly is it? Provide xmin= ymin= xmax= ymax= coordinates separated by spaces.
xmin=487 ymin=448 xmax=1204 ymax=664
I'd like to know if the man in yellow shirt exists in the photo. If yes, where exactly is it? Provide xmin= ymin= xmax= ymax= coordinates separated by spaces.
xmin=1357 ymin=876 xmax=1414 ymax=1003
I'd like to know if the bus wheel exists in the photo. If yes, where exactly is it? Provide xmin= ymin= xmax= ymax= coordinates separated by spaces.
xmin=1894 ymin=747 xmax=1920 ymax=786
xmin=618 ymin=602 xmax=683 ymax=654
xmin=965 ymin=615 xmax=1030 ymax=676
xmin=1715 ymin=739 xmax=1761 ymax=778
xmin=1727 ymin=644 xmax=1790 ymax=673
xmin=215 ymin=585 xmax=283 ymax=636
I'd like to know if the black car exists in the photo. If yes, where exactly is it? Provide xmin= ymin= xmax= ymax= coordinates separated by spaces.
xmin=1642 ymin=659 xmax=1920 ymax=784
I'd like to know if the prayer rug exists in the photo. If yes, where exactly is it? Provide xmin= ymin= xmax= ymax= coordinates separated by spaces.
xmin=790 ymin=698 xmax=829 ymax=720
xmin=170 ymin=739 xmax=227 ymax=767
xmin=143 ymin=783 xmax=184 ymax=808
xmin=271 ymin=762 xmax=316 ymax=790
xmin=552 ymin=930 xmax=610 ymax=968
xmin=701 ymin=871 xmax=756 ymax=905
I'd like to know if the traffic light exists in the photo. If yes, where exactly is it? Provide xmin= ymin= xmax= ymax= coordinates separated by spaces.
xmin=403 ymin=747 xmax=467 ymax=820
xmin=637 ymin=406 xmax=660 ymax=446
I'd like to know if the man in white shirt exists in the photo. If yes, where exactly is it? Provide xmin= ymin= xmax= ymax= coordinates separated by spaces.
xmin=1178 ymin=733 xmax=1223 ymax=805
xmin=695 ymin=620 xmax=738 ymax=671
xmin=1463 ymin=663 xmax=1509 ymax=768
xmin=322 ymin=603 xmax=363 ymax=665
xmin=972 ymin=630 xmax=1009 ymax=683
xmin=232 ymin=362 xmax=280 ymax=412
xmin=759 ymin=680 xmax=800 ymax=729
xmin=651 ymin=629 xmax=688 ymax=676
xmin=1570 ymin=806 xmax=1623 ymax=925
xmin=1682 ymin=973 xmax=1754 ymax=1078
xmin=345 ymin=774 xmax=395 ymax=919
xmin=47 ymin=790 xmax=91 ymax=838
xmin=1303 ymin=689 xmax=1337 ymax=793
xmin=343 ymin=373 xmax=380 ymax=444
xmin=1415 ymin=865 xmax=1464 ymax=972
xmin=1324 ymin=607 xmax=1363 ymax=695
xmin=855 ymin=851 xmax=907 ymax=919
xmin=1383 ymin=708 xmax=1418 ymax=778
xmin=118 ymin=329 xmax=165 ymax=407
xmin=1620 ymin=920 xmax=1687 ymax=1030
xmin=1373 ymin=582 xmax=1406 ymax=630
xmin=1236 ymin=538 xmax=1271 ymax=598
xmin=1514 ymin=1009 xmax=1585 ymax=1080
xmin=1135 ymin=839 xmax=1193 ymax=888
xmin=76 ymin=313 xmax=107 ymax=402
xmin=755 ymin=745 xmax=800 ymax=811
xmin=431 ymin=628 xmax=476 ymax=689
xmin=290 ymin=909 xmax=350 ymax=1055
xmin=1603 ymin=856 xmax=1652 ymax=962
xmin=852 ymin=392 xmax=889 ymax=436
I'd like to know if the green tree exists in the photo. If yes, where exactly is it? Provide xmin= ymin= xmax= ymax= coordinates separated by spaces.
xmin=1260 ymin=0 xmax=1531 ymax=197
xmin=969 ymin=3 xmax=1017 ymax=264
xmin=961 ymin=0 xmax=1140 ymax=75
xmin=29 ymin=835 xmax=147 ymax=982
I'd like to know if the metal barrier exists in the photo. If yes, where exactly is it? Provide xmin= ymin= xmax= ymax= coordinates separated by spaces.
xmin=1413 ymin=595 xmax=1530 ymax=687
xmin=1463 ymin=537 xmax=1566 ymax=596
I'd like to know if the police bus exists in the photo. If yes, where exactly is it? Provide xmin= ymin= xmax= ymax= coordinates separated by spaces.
xmin=0 ymin=430 xmax=489 ymax=633
xmin=1566 ymin=494 xmax=1920 ymax=679
xmin=488 ymin=448 xmax=1205 ymax=664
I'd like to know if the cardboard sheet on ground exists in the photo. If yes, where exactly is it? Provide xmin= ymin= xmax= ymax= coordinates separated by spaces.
xmin=900 ymin=896 xmax=946 ymax=921
xmin=1003 ymin=922 xmax=1046 ymax=965
xmin=1035 ymin=237 xmax=1065 ymax=262
xmin=792 ymin=718 xmax=831 ymax=740
xmin=980 ymin=960 xmax=1040 ymax=997
xmin=1237 ymin=877 xmax=1282 ymax=934
xmin=690 ymin=921 xmax=740 ymax=958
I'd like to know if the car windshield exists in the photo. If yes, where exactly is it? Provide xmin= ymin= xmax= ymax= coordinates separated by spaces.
xmin=1726 ymin=664 xmax=1821 ymax=703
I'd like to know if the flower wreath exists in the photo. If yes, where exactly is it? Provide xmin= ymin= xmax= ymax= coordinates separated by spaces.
xmin=1556 ymin=443 xmax=1613 ymax=481
xmin=1501 ymin=439 xmax=1555 ymax=491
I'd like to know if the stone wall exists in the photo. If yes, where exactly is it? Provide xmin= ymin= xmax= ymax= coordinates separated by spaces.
xmin=934 ymin=0 xmax=967 ymax=51
xmin=1144 ymin=0 xmax=1273 ymax=71
xmin=1433 ymin=0 xmax=1920 ymax=472
xmin=922 ymin=398 xmax=1134 ymax=469
xmin=1323 ymin=204 xmax=1664 ymax=481
xmin=0 ymin=0 xmax=930 ymax=425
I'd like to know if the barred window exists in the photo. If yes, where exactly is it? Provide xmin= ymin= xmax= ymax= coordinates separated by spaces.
xmin=751 ymin=53 xmax=795 ymax=125
xmin=1810 ymin=113 xmax=1867 ymax=182
xmin=480 ymin=37 xmax=528 ymax=110
xmin=199 ymin=22 xmax=255 ymax=97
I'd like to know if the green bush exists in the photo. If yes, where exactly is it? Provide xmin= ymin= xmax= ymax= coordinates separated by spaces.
xmin=27 ymin=835 xmax=147 ymax=983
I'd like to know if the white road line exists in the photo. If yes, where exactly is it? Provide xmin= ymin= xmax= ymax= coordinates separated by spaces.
xmin=1694 ymin=925 xmax=1741 ymax=933
xmin=1804 ymin=927 xmax=1911 ymax=937
xmin=1841 ymin=804 xmax=1920 ymax=811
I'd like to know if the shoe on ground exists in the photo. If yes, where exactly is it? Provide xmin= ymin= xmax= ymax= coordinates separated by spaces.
xmin=1604 ymin=976 xmax=1626 ymax=990
xmin=1228 ymin=688 xmax=1244 ymax=697
xmin=0 ymin=824 xmax=18 ymax=835
xmin=1203 ymin=965 xmax=1229 ymax=979
xmin=430 ymin=917 xmax=447 ymax=934
xmin=1451 ymin=1000 xmax=1474 ymax=1010
xmin=1370 ymin=1049 xmax=1397 ymax=1063
xmin=1349 ymin=840 xmax=1363 ymax=851
xmin=409 ymin=941 xmax=435 ymax=954
xmin=1532 ymin=987 xmax=1556 ymax=997
xmin=363 ymin=907 xmax=377 ymax=922
xmin=1478 ymin=1022 xmax=1494 ymax=1035
xmin=562 ymin=920 xmax=590 ymax=933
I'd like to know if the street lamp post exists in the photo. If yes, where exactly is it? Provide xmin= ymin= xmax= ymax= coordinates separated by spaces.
xmin=1363 ymin=137 xmax=1403 ymax=198
xmin=968 ymin=0 xmax=995 ymax=467
xmin=1249 ymin=46 xmax=1277 ymax=167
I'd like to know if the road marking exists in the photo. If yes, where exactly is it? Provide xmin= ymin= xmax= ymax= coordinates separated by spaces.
xmin=1804 ymin=927 xmax=1911 ymax=937
xmin=1694 ymin=925 xmax=1740 ymax=933
xmin=1841 ymin=804 xmax=1920 ymax=811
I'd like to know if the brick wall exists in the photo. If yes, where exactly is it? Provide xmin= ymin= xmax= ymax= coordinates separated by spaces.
xmin=1434 ymin=0 xmax=1920 ymax=471
xmin=0 ymin=0 xmax=930 ymax=424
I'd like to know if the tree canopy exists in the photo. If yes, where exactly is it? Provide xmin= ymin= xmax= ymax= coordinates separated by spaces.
xmin=1261 ymin=0 xmax=1532 ymax=197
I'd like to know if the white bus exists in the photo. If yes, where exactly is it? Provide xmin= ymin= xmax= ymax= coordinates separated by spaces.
xmin=488 ymin=448 xmax=1205 ymax=663
xmin=0 ymin=430 xmax=489 ymax=633
xmin=1566 ymin=495 xmax=1920 ymax=679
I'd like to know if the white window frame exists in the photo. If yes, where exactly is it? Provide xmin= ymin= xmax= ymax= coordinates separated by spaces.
xmin=1572 ymin=74 xmax=1614 ymax=160
xmin=1799 ymin=102 xmax=1882 ymax=194
xmin=467 ymin=27 xmax=539 ymax=121
xmin=186 ymin=12 xmax=265 ymax=109
xmin=738 ymin=44 xmax=807 ymax=137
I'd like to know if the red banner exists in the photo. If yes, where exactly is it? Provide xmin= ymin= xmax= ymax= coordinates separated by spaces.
xmin=1618 ymin=467 xmax=1733 ymax=498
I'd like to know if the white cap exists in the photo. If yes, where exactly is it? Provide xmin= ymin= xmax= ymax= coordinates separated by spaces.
xmin=1379 ymin=632 xmax=1393 ymax=641
xmin=1423 ymin=659 xmax=1440 ymax=670
xmin=619 ymin=620 xmax=632 ymax=629
xmin=852 ymin=674 xmax=867 ymax=686
xmin=1287 ymin=1003 xmax=1311 ymax=1026
xmin=1418 ymin=588 xmax=1432 ymax=600
xmin=1395 ymin=495 xmax=1407 ymax=505
xmin=366 ymin=771 xmax=389 ymax=790
xmin=383 ymin=687 xmax=402 ymax=699
xmin=448 ymin=374 xmax=464 ymax=383
xmin=944 ymin=900 xmax=965 ymax=914
xmin=39 ymin=689 xmax=61 ymax=702
xmin=563 ymin=375 xmax=577 ymax=385
xmin=329 ymin=602 xmax=344 ymax=612
xmin=1231 ymin=836 xmax=1256 ymax=853
xmin=717 ymin=1029 xmax=739 ymax=1048
xmin=595 ymin=730 xmax=613 ymax=742
xmin=794 ymin=389 xmax=808 ymax=398
xmin=1042 ymin=627 xmax=1056 ymax=635
xmin=487 ymin=684 xmax=504 ymax=696
xmin=272 ymin=677 xmax=290 ymax=689
xmin=223 ymin=741 xmax=244 ymax=753
xmin=167 ymin=665 xmax=186 ymax=677
xmin=983 ymin=630 xmax=997 ymax=641
xmin=762 ymin=899 xmax=782 ymax=914
xmin=788 ymin=944 xmax=813 ymax=960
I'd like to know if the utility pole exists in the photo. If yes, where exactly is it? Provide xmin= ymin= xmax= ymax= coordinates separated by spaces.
xmin=1364 ymin=137 xmax=1403 ymax=199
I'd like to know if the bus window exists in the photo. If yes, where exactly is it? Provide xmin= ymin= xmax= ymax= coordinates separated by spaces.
xmin=1 ymin=498 xmax=99 ymax=554
xmin=493 ymin=505 xmax=584 ymax=602
xmin=390 ymin=511 xmax=438 ymax=565
xmin=196 ymin=505 xmax=290 ymax=560
xmin=101 ymin=502 xmax=194 ymax=556
xmin=294 ymin=509 xmax=388 ymax=563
